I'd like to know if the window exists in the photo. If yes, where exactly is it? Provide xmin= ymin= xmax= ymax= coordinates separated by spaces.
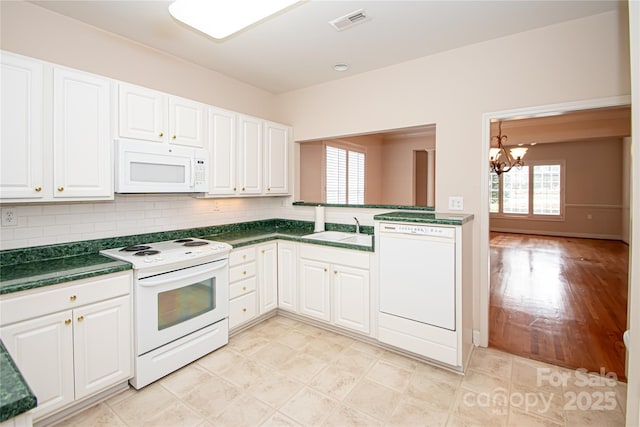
xmin=490 ymin=162 xmax=563 ymax=217
xmin=326 ymin=145 xmax=365 ymax=204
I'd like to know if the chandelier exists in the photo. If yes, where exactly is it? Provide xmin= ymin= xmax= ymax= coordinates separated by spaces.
xmin=489 ymin=120 xmax=528 ymax=175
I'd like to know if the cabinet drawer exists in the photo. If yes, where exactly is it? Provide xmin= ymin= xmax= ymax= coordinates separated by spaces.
xmin=0 ymin=271 xmax=132 ymax=326
xmin=230 ymin=262 xmax=256 ymax=283
xmin=230 ymin=247 xmax=256 ymax=266
xmin=229 ymin=292 xmax=257 ymax=329
xmin=229 ymin=277 xmax=257 ymax=299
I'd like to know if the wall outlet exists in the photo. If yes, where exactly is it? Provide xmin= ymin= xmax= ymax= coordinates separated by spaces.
xmin=1 ymin=208 xmax=17 ymax=227
xmin=448 ymin=196 xmax=464 ymax=211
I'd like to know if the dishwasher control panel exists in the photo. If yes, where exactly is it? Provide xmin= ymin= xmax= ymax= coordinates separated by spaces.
xmin=379 ymin=222 xmax=455 ymax=238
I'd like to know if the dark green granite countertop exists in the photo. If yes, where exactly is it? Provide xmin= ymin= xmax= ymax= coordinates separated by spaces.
xmin=0 ymin=340 xmax=36 ymax=422
xmin=201 ymin=224 xmax=374 ymax=252
xmin=0 ymin=219 xmax=373 ymax=296
xmin=292 ymin=202 xmax=435 ymax=211
xmin=373 ymin=211 xmax=474 ymax=225
xmin=0 ymin=254 xmax=131 ymax=295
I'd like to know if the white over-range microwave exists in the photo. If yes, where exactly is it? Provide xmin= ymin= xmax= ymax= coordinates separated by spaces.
xmin=115 ymin=139 xmax=209 ymax=193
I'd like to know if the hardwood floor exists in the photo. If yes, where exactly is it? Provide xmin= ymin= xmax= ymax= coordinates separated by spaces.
xmin=489 ymin=232 xmax=629 ymax=382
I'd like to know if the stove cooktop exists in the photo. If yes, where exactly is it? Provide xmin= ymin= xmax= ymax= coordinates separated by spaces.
xmin=100 ymin=238 xmax=232 ymax=270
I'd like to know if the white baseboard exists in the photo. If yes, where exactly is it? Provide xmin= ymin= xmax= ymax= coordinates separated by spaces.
xmin=472 ymin=330 xmax=482 ymax=346
xmin=490 ymin=227 xmax=623 ymax=241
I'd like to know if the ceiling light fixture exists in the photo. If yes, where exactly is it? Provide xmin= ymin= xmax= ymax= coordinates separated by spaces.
xmin=169 ymin=0 xmax=300 ymax=40
xmin=334 ymin=63 xmax=349 ymax=72
xmin=489 ymin=120 xmax=528 ymax=175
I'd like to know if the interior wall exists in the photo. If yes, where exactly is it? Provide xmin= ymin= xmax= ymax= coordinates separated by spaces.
xmin=490 ymin=138 xmax=625 ymax=239
xmin=276 ymin=8 xmax=631 ymax=334
xmin=380 ymin=134 xmax=435 ymax=205
xmin=0 ymin=1 xmax=279 ymax=121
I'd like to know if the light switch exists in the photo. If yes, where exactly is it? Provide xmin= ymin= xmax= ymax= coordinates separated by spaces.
xmin=448 ymin=196 xmax=464 ymax=211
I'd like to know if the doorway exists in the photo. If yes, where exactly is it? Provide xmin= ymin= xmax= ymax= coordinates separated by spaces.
xmin=479 ymin=97 xmax=632 ymax=375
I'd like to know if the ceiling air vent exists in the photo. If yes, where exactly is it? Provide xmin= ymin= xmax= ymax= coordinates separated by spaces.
xmin=328 ymin=9 xmax=370 ymax=32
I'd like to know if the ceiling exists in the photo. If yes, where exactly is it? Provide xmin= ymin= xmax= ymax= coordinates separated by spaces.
xmin=30 ymin=0 xmax=620 ymax=94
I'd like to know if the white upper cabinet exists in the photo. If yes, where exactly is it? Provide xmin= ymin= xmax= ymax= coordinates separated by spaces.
xmin=118 ymin=83 xmax=205 ymax=148
xmin=208 ymin=107 xmax=237 ymax=195
xmin=53 ymin=67 xmax=112 ymax=199
xmin=0 ymin=52 xmax=113 ymax=203
xmin=237 ymin=114 xmax=263 ymax=194
xmin=264 ymin=121 xmax=289 ymax=195
xmin=0 ymin=52 xmax=44 ymax=200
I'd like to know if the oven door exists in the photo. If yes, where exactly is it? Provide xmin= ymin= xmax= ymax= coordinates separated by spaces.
xmin=135 ymin=258 xmax=229 ymax=355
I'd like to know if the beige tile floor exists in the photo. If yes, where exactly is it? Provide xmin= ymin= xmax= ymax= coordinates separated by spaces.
xmin=57 ymin=315 xmax=627 ymax=426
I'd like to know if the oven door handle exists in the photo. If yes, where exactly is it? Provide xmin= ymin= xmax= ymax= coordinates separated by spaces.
xmin=138 ymin=259 xmax=228 ymax=287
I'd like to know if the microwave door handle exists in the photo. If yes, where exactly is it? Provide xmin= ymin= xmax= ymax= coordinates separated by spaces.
xmin=190 ymin=158 xmax=195 ymax=188
xmin=138 ymin=261 xmax=227 ymax=287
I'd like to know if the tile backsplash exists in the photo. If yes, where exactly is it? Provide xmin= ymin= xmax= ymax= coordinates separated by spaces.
xmin=0 ymin=195 xmax=285 ymax=250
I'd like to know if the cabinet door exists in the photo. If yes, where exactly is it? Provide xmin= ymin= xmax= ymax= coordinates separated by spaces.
xmin=237 ymin=115 xmax=262 ymax=194
xmin=73 ymin=295 xmax=131 ymax=400
xmin=118 ymin=83 xmax=166 ymax=142
xmin=0 ymin=53 xmax=44 ymax=200
xmin=229 ymin=292 xmax=257 ymax=329
xmin=208 ymin=107 xmax=237 ymax=194
xmin=53 ymin=67 xmax=112 ymax=199
xmin=298 ymin=259 xmax=331 ymax=322
xmin=277 ymin=242 xmax=298 ymax=312
xmin=169 ymin=96 xmax=205 ymax=148
xmin=264 ymin=121 xmax=289 ymax=195
xmin=333 ymin=265 xmax=370 ymax=334
xmin=257 ymin=243 xmax=278 ymax=314
xmin=0 ymin=310 xmax=74 ymax=419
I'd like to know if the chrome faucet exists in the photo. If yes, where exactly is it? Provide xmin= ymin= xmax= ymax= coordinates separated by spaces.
xmin=354 ymin=217 xmax=360 ymax=234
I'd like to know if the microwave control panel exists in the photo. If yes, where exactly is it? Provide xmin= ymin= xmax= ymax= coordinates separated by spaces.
xmin=194 ymin=158 xmax=207 ymax=191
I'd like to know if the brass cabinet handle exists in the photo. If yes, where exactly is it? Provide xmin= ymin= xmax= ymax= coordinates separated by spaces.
xmin=242 ymin=308 xmax=247 ymax=313
xmin=172 ymin=135 xmax=177 ymax=140
xmin=159 ymin=132 xmax=164 ymax=137
xmin=242 ymin=255 xmax=246 ymax=259
xmin=70 ymin=295 xmax=77 ymax=302
xmin=242 ymin=286 xmax=247 ymax=291
xmin=243 ymin=271 xmax=247 ymax=275
xmin=334 ymin=271 xmax=337 ymax=275
xmin=57 ymin=186 xmax=64 ymax=192
xmin=242 ymin=187 xmax=245 ymax=191
xmin=233 ymin=187 xmax=237 ymax=191
xmin=324 ymin=268 xmax=327 ymax=272
xmin=261 ymin=250 xmax=265 ymax=254
xmin=267 ymin=187 xmax=271 ymax=191
xmin=34 ymin=186 xmax=42 ymax=192
xmin=64 ymin=319 xmax=71 ymax=325
xmin=77 ymin=315 xmax=84 ymax=322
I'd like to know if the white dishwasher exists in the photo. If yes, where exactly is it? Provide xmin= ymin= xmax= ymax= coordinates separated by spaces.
xmin=378 ymin=221 xmax=456 ymax=331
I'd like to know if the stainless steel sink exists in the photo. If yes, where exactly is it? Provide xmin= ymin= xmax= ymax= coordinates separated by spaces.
xmin=302 ymin=231 xmax=372 ymax=247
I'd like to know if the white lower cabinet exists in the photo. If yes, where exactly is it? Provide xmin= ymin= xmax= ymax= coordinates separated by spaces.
xmin=277 ymin=242 xmax=298 ymax=312
xmin=228 ymin=246 xmax=258 ymax=330
xmin=0 ymin=272 xmax=132 ymax=421
xmin=297 ymin=244 xmax=371 ymax=335
xmin=257 ymin=243 xmax=278 ymax=314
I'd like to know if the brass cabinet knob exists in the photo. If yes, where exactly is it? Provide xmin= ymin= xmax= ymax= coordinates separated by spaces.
xmin=242 ymin=255 xmax=246 ymax=260
xmin=64 ymin=319 xmax=71 ymax=325
xmin=172 ymin=135 xmax=177 ymax=140
xmin=242 ymin=286 xmax=247 ymax=291
xmin=34 ymin=186 xmax=42 ymax=192
xmin=242 ymin=271 xmax=247 ymax=275
xmin=159 ymin=132 xmax=164 ymax=137
xmin=261 ymin=250 xmax=265 ymax=254
xmin=242 ymin=187 xmax=245 ymax=191
xmin=77 ymin=315 xmax=84 ymax=322
xmin=233 ymin=187 xmax=237 ymax=191
xmin=267 ymin=187 xmax=271 ymax=191
xmin=242 ymin=308 xmax=247 ymax=313
xmin=324 ymin=268 xmax=327 ymax=272
xmin=334 ymin=271 xmax=338 ymax=275
xmin=57 ymin=186 xmax=64 ymax=192
xmin=70 ymin=295 xmax=77 ymax=302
